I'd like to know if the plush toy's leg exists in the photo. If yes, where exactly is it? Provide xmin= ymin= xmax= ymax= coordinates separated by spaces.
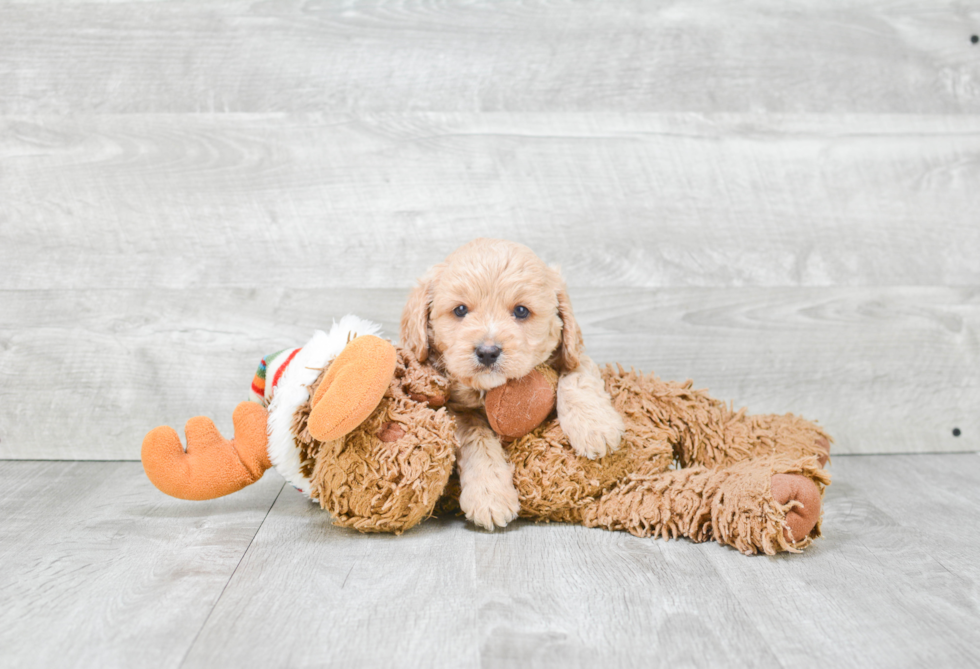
xmin=604 ymin=367 xmax=832 ymax=470
xmin=307 ymin=335 xmax=398 ymax=442
xmin=674 ymin=409 xmax=833 ymax=470
xmin=141 ymin=401 xmax=271 ymax=500
xmin=578 ymin=456 xmax=830 ymax=555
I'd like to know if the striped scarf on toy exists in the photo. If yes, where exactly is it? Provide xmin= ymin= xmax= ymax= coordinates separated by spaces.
xmin=249 ymin=347 xmax=301 ymax=406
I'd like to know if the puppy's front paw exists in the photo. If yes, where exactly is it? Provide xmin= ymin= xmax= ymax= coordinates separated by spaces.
xmin=459 ymin=476 xmax=520 ymax=531
xmin=560 ymin=403 xmax=625 ymax=460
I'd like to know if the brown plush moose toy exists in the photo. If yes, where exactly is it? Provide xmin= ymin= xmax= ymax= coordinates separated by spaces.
xmin=142 ymin=315 xmax=831 ymax=555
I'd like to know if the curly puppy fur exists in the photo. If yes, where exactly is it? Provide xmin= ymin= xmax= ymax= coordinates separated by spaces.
xmin=400 ymin=238 xmax=624 ymax=530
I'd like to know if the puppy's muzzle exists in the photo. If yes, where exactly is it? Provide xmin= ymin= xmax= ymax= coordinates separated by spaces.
xmin=475 ymin=344 xmax=502 ymax=367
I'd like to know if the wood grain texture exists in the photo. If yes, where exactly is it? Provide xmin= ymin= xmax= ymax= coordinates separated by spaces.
xmin=0 ymin=460 xmax=284 ymax=669
xmin=3 ymin=113 xmax=979 ymax=290
xmin=702 ymin=453 xmax=980 ymax=667
xmin=1 ymin=286 xmax=975 ymax=459
xmin=469 ymin=523 xmax=782 ymax=668
xmin=183 ymin=490 xmax=785 ymax=668
xmin=2 ymin=3 xmax=978 ymax=460
xmin=0 ymin=1 xmax=978 ymax=114
xmin=3 ymin=456 xmax=976 ymax=668
xmin=180 ymin=491 xmax=483 ymax=669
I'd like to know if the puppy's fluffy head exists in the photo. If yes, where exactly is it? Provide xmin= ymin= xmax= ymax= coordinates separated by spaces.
xmin=401 ymin=239 xmax=582 ymax=391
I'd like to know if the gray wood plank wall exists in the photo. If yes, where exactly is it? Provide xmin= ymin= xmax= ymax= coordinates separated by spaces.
xmin=1 ymin=1 xmax=978 ymax=459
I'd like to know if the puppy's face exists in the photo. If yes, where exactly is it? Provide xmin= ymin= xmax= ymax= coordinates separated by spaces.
xmin=401 ymin=239 xmax=581 ymax=391
xmin=429 ymin=255 xmax=562 ymax=390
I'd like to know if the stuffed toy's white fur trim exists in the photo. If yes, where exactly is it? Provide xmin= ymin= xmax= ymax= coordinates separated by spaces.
xmin=265 ymin=315 xmax=384 ymax=497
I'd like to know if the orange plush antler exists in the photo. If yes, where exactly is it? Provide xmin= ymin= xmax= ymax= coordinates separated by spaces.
xmin=308 ymin=335 xmax=397 ymax=442
xmin=142 ymin=401 xmax=271 ymax=500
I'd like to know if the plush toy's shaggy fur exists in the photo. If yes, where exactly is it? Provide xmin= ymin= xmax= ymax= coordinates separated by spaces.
xmin=293 ymin=350 xmax=831 ymax=554
xmin=297 ymin=348 xmax=457 ymax=533
xmin=142 ymin=330 xmax=832 ymax=555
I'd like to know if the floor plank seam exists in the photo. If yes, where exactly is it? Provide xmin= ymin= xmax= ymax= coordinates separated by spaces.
xmin=176 ymin=481 xmax=286 ymax=669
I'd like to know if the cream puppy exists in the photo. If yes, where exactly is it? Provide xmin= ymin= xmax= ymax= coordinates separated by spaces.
xmin=400 ymin=238 xmax=624 ymax=530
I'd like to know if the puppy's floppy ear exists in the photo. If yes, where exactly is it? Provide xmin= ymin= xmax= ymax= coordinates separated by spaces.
xmin=555 ymin=278 xmax=583 ymax=372
xmin=400 ymin=264 xmax=443 ymax=363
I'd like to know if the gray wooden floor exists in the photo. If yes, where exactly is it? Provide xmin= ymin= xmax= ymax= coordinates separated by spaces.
xmin=1 ymin=454 xmax=978 ymax=669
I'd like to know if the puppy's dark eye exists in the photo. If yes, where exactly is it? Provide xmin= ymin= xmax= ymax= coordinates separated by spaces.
xmin=453 ymin=305 xmax=468 ymax=318
xmin=513 ymin=305 xmax=530 ymax=320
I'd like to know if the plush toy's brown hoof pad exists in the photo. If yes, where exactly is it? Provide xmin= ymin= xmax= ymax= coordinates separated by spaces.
xmin=815 ymin=437 xmax=831 ymax=467
xmin=377 ymin=422 xmax=406 ymax=442
xmin=771 ymin=473 xmax=821 ymax=543
xmin=409 ymin=392 xmax=446 ymax=408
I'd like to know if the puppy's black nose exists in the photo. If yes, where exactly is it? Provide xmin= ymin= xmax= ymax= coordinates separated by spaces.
xmin=475 ymin=344 xmax=502 ymax=367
